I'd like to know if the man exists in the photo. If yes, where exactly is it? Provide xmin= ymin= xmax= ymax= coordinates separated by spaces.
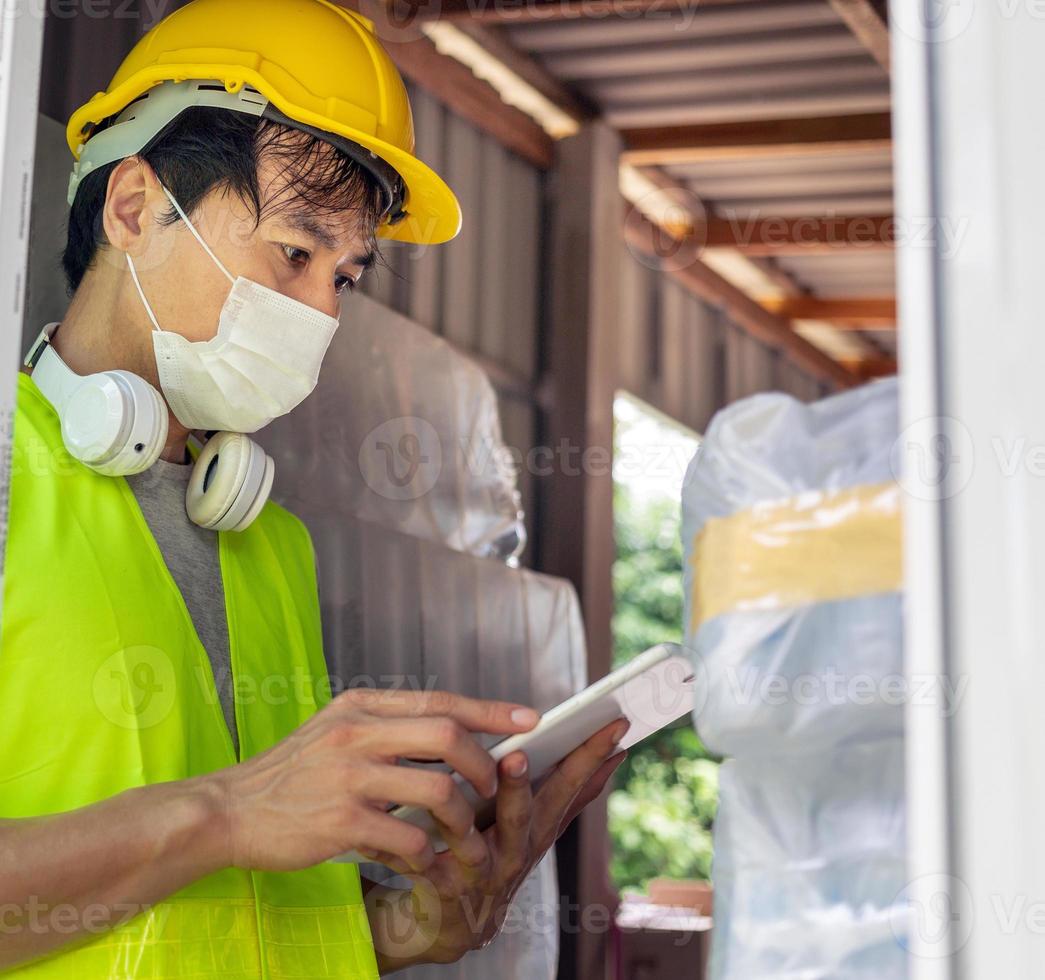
xmin=0 ymin=0 xmax=627 ymax=975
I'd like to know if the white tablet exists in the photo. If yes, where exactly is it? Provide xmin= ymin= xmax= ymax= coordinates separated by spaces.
xmin=332 ymin=642 xmax=695 ymax=864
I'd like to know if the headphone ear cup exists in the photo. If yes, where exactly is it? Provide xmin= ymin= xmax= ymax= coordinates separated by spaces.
xmin=186 ymin=432 xmax=274 ymax=532
xmin=62 ymin=370 xmax=168 ymax=476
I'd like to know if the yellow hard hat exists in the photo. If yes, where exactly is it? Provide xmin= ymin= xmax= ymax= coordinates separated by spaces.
xmin=66 ymin=0 xmax=461 ymax=245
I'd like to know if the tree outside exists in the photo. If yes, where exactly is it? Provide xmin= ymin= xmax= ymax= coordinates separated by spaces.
xmin=608 ymin=395 xmax=719 ymax=894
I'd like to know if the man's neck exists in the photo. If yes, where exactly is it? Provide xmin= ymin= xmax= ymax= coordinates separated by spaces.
xmin=52 ymin=278 xmax=191 ymax=463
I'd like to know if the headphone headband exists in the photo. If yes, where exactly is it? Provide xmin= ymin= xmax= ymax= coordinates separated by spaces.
xmin=25 ymin=325 xmax=80 ymax=414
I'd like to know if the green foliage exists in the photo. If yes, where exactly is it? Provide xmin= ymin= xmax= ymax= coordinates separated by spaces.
xmin=608 ymin=481 xmax=719 ymax=892
xmin=611 ymin=484 xmax=687 ymax=669
xmin=608 ymin=726 xmax=719 ymax=889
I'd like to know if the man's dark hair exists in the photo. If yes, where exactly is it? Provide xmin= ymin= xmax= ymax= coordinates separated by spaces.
xmin=63 ymin=107 xmax=386 ymax=294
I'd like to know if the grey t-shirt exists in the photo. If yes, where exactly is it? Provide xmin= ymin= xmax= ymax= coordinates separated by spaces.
xmin=126 ymin=459 xmax=239 ymax=755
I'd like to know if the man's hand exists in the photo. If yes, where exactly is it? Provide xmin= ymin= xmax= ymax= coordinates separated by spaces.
xmin=360 ymin=717 xmax=629 ymax=970
xmin=202 ymin=688 xmax=540 ymax=872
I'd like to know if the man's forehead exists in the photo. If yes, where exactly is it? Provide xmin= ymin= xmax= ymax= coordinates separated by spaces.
xmin=277 ymin=211 xmax=375 ymax=267
xmin=282 ymin=212 xmax=346 ymax=250
xmin=255 ymin=146 xmax=377 ymax=261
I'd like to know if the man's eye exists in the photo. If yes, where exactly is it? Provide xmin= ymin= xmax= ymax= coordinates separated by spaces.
xmin=282 ymin=244 xmax=310 ymax=265
xmin=335 ymin=275 xmax=358 ymax=296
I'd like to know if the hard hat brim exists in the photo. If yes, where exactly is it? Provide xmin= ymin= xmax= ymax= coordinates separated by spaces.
xmin=68 ymin=66 xmax=462 ymax=246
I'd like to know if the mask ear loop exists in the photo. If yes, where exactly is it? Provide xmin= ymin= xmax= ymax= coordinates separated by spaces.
xmin=160 ymin=186 xmax=236 ymax=286
xmin=125 ymin=184 xmax=237 ymax=332
xmin=126 ymin=252 xmax=164 ymax=333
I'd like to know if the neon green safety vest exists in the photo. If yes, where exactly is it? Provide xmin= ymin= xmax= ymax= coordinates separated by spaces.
xmin=0 ymin=374 xmax=379 ymax=979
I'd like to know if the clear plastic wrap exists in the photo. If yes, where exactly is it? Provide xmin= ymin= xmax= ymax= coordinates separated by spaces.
xmin=273 ymin=511 xmax=586 ymax=980
xmin=256 ymin=286 xmax=582 ymax=977
xmin=255 ymin=283 xmax=582 ymax=977
xmin=260 ymin=289 xmax=524 ymax=560
xmin=682 ymin=378 xmax=907 ymax=978
xmin=361 ymin=517 xmax=584 ymax=980
xmin=297 ymin=512 xmax=586 ymax=715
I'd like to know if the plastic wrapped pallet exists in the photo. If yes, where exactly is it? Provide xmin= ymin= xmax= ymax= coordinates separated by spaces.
xmin=256 ymin=276 xmax=583 ymax=978
xmin=260 ymin=289 xmax=524 ymax=561
xmin=293 ymin=511 xmax=588 ymax=721
xmin=681 ymin=378 xmax=907 ymax=978
xmin=323 ymin=512 xmax=585 ymax=979
xmin=259 ymin=506 xmax=587 ymax=980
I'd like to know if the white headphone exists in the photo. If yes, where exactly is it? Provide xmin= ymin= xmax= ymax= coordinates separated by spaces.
xmin=26 ymin=323 xmax=274 ymax=532
xmin=186 ymin=430 xmax=274 ymax=532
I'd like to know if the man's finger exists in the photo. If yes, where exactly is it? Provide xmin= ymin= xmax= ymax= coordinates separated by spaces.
xmin=359 ymin=849 xmax=456 ymax=896
xmin=354 ymin=809 xmax=437 ymax=873
xmin=337 ymin=687 xmax=539 ymax=735
xmin=370 ymin=717 xmax=499 ymax=799
xmin=531 ymin=718 xmax=629 ymax=845
xmin=555 ymin=750 xmax=627 ymax=839
xmin=433 ymin=819 xmax=492 ymax=881
xmin=358 ymin=847 xmax=415 ymax=878
xmin=493 ymin=751 xmax=533 ymax=875
xmin=360 ymin=765 xmax=479 ymax=841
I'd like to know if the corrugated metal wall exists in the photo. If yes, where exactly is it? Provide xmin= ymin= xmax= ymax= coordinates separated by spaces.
xmin=360 ymin=81 xmax=545 ymax=562
xmin=618 ymin=245 xmax=827 ymax=436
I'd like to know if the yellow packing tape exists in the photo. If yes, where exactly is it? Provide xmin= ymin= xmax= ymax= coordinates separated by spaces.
xmin=688 ymin=482 xmax=903 ymax=633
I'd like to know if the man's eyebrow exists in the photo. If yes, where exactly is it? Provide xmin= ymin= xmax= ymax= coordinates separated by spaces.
xmin=284 ymin=214 xmax=340 ymax=250
xmin=353 ymin=249 xmax=378 ymax=272
xmin=283 ymin=214 xmax=375 ymax=269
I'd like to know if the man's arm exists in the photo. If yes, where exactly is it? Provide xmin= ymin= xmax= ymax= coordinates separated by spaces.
xmin=0 ymin=688 xmax=539 ymax=972
xmin=0 ymin=777 xmax=227 ymax=969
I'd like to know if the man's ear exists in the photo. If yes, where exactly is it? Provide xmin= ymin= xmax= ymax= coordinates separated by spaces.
xmin=101 ymin=156 xmax=164 ymax=255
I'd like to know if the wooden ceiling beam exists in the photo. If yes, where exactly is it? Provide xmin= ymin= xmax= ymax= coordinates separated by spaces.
xmin=827 ymin=0 xmax=890 ymax=73
xmin=625 ymin=164 xmax=810 ymax=295
xmin=760 ymin=296 xmax=896 ymax=325
xmin=621 ymin=112 xmax=892 ymax=165
xmin=344 ymin=0 xmax=555 ymax=168
xmin=839 ymin=356 xmax=897 ymax=379
xmin=450 ymin=20 xmax=598 ymax=123
xmin=395 ymin=0 xmax=752 ymax=24
xmin=743 ymin=254 xmax=811 ymax=295
xmin=702 ymin=214 xmax=895 ymax=254
xmin=625 ymin=164 xmax=891 ymax=364
xmin=381 ymin=31 xmax=554 ymax=168
xmin=624 ymin=214 xmax=861 ymax=388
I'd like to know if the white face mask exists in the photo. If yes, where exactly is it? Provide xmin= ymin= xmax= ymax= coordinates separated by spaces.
xmin=126 ymin=186 xmax=339 ymax=433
